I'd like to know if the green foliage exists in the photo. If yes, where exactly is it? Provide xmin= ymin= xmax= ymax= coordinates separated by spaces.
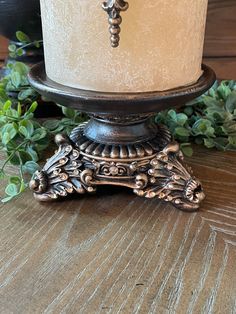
xmin=0 ymin=62 xmax=38 ymax=104
xmin=2 ymin=32 xmax=41 ymax=105
xmin=43 ymin=105 xmax=88 ymax=136
xmin=156 ymin=80 xmax=236 ymax=155
xmin=0 ymin=100 xmax=49 ymax=202
xmin=0 ymin=31 xmax=88 ymax=202
xmin=0 ymin=99 xmax=87 ymax=202
xmin=8 ymin=31 xmax=43 ymax=59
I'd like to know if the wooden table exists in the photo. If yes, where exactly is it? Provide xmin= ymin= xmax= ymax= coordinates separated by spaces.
xmin=0 ymin=1 xmax=236 ymax=312
xmin=0 ymin=147 xmax=236 ymax=313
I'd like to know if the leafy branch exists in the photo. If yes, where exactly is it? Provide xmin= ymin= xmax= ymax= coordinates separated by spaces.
xmin=0 ymin=101 xmax=48 ymax=202
xmin=156 ymin=80 xmax=236 ymax=156
xmin=0 ymin=98 xmax=87 ymax=203
xmin=0 ymin=61 xmax=39 ymax=104
xmin=8 ymin=31 xmax=43 ymax=59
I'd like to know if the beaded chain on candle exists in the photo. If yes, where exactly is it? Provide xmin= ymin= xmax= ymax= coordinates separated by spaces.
xmin=102 ymin=0 xmax=129 ymax=48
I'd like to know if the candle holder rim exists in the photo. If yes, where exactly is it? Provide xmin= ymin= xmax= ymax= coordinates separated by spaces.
xmin=28 ymin=62 xmax=216 ymax=115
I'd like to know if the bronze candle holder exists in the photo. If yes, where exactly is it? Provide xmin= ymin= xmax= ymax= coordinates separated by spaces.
xmin=28 ymin=62 xmax=215 ymax=211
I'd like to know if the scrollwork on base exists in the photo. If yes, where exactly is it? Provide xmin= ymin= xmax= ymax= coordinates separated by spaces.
xmin=133 ymin=143 xmax=205 ymax=211
xmin=29 ymin=134 xmax=96 ymax=202
xmin=30 ymin=126 xmax=205 ymax=211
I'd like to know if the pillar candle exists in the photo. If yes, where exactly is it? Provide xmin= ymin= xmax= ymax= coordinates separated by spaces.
xmin=40 ymin=0 xmax=208 ymax=93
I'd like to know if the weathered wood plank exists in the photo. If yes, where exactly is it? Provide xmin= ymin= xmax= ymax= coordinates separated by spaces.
xmin=204 ymin=0 xmax=236 ymax=57
xmin=0 ymin=2 xmax=236 ymax=312
xmin=0 ymin=36 xmax=8 ymax=61
xmin=0 ymin=147 xmax=235 ymax=313
xmin=204 ymin=57 xmax=236 ymax=79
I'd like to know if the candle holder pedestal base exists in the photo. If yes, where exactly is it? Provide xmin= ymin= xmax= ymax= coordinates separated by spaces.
xmin=28 ymin=62 xmax=216 ymax=211
xmin=30 ymin=120 xmax=204 ymax=211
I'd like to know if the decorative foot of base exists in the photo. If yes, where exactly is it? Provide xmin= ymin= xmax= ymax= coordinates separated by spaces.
xmin=30 ymin=123 xmax=205 ymax=212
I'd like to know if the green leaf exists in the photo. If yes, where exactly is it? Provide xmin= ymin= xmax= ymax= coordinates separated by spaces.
xmin=43 ymin=119 xmax=60 ymax=131
xmin=11 ymin=72 xmax=21 ymax=88
xmin=28 ymin=101 xmax=38 ymax=113
xmin=184 ymin=107 xmax=193 ymax=117
xmin=3 ymin=100 xmax=12 ymax=111
xmin=18 ymin=150 xmax=33 ymax=163
xmin=1 ymin=196 xmax=14 ymax=203
xmin=6 ymin=63 xmax=13 ymax=69
xmin=61 ymin=107 xmax=77 ymax=119
xmin=192 ymin=119 xmax=215 ymax=137
xmin=34 ymin=41 xmax=41 ymax=48
xmin=9 ymin=176 xmax=22 ymax=185
xmin=60 ymin=118 xmax=73 ymax=126
xmin=25 ymin=146 xmax=39 ymax=162
xmin=34 ymin=136 xmax=51 ymax=151
xmin=19 ymin=120 xmax=34 ymax=137
xmin=217 ymin=81 xmax=232 ymax=100
xmin=1 ymin=123 xmax=18 ymax=143
xmin=17 ymin=48 xmax=24 ymax=57
xmin=202 ymin=96 xmax=220 ymax=107
xmin=225 ymin=91 xmax=236 ymax=113
xmin=17 ymin=103 xmax=22 ymax=116
xmin=228 ymin=136 xmax=236 ymax=146
xmin=2 ymin=132 xmax=10 ymax=145
xmin=204 ymin=138 xmax=215 ymax=149
xmin=22 ymin=161 xmax=40 ymax=175
xmin=31 ymin=128 xmax=47 ymax=141
xmin=19 ymin=126 xmax=29 ymax=138
xmin=7 ymin=152 xmax=20 ymax=165
xmin=5 ymin=183 xmax=18 ymax=196
xmin=180 ymin=144 xmax=193 ymax=157
xmin=167 ymin=110 xmax=177 ymax=122
xmin=8 ymin=44 xmax=16 ymax=52
xmin=175 ymin=127 xmax=190 ymax=137
xmin=18 ymin=89 xmax=36 ymax=101
xmin=13 ymin=62 xmax=29 ymax=77
xmin=213 ymin=138 xmax=228 ymax=151
xmin=16 ymin=31 xmax=31 ymax=43
xmin=176 ymin=113 xmax=188 ymax=126
xmin=19 ymin=180 xmax=27 ymax=193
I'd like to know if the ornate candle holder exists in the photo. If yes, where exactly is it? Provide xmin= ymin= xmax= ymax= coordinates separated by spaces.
xmin=28 ymin=62 xmax=215 ymax=211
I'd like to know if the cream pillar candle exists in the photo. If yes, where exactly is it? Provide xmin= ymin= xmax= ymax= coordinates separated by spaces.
xmin=40 ymin=0 xmax=208 ymax=93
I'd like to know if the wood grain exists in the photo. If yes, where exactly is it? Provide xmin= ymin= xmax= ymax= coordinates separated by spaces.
xmin=204 ymin=0 xmax=236 ymax=57
xmin=0 ymin=36 xmax=8 ymax=61
xmin=0 ymin=146 xmax=235 ymax=313
xmin=203 ymin=57 xmax=236 ymax=80
xmin=0 ymin=1 xmax=236 ymax=312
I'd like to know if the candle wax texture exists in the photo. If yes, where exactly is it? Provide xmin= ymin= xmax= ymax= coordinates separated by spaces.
xmin=40 ymin=0 xmax=208 ymax=92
